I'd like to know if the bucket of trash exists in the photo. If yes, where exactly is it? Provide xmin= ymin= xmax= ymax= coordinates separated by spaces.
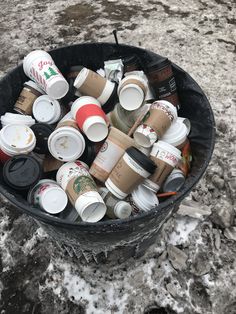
xmin=0 ymin=43 xmax=215 ymax=263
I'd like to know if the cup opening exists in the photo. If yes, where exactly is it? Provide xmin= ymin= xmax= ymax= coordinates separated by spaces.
xmin=119 ymin=84 xmax=144 ymax=111
xmin=83 ymin=117 xmax=108 ymax=142
xmin=133 ymin=132 xmax=152 ymax=148
xmin=79 ymin=202 xmax=106 ymax=223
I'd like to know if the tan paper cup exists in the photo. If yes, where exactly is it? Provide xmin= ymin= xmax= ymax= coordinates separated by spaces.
xmin=14 ymin=80 xmax=43 ymax=115
xmin=118 ymin=75 xmax=148 ymax=111
xmin=74 ymin=67 xmax=116 ymax=106
xmin=145 ymin=140 xmax=181 ymax=191
xmin=56 ymin=162 xmax=106 ymax=222
xmin=142 ymin=100 xmax=178 ymax=139
xmin=89 ymin=127 xmax=135 ymax=182
xmin=23 ymin=50 xmax=69 ymax=99
xmin=105 ymin=147 xmax=156 ymax=199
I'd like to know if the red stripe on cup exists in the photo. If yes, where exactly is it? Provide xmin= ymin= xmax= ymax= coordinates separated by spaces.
xmin=75 ymin=104 xmax=107 ymax=129
xmin=0 ymin=149 xmax=11 ymax=164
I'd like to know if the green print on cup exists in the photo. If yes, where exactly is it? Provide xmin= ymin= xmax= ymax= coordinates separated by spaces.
xmin=73 ymin=176 xmax=97 ymax=194
xmin=44 ymin=67 xmax=58 ymax=80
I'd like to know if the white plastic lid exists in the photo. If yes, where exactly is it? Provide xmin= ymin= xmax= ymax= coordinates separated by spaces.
xmin=40 ymin=186 xmax=68 ymax=214
xmin=1 ymin=113 xmax=35 ymax=127
xmin=131 ymin=184 xmax=159 ymax=212
xmin=114 ymin=201 xmax=132 ymax=219
xmin=48 ymin=127 xmax=85 ymax=162
xmin=119 ymin=84 xmax=144 ymax=111
xmin=46 ymin=75 xmax=69 ymax=100
xmin=75 ymin=191 xmax=106 ymax=223
xmin=161 ymin=120 xmax=188 ymax=147
xmin=82 ymin=115 xmax=108 ymax=142
xmin=73 ymin=67 xmax=89 ymax=89
xmin=177 ymin=117 xmax=191 ymax=135
xmin=33 ymin=95 xmax=61 ymax=124
xmin=0 ymin=124 xmax=36 ymax=151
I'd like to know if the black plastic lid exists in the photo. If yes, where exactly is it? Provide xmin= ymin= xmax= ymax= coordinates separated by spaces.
xmin=146 ymin=58 xmax=171 ymax=72
xmin=31 ymin=123 xmax=54 ymax=154
xmin=125 ymin=147 xmax=156 ymax=174
xmin=3 ymin=155 xmax=43 ymax=191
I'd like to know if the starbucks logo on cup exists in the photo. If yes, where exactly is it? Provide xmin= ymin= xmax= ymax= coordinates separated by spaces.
xmin=73 ymin=176 xmax=97 ymax=193
xmin=100 ymin=142 xmax=108 ymax=152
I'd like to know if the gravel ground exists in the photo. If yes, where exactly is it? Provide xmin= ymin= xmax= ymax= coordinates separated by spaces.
xmin=0 ymin=0 xmax=235 ymax=313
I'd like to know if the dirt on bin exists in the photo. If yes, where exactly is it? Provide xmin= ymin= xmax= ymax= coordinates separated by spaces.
xmin=0 ymin=0 xmax=236 ymax=314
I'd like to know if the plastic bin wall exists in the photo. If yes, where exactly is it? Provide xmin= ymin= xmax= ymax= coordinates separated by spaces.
xmin=0 ymin=43 xmax=215 ymax=264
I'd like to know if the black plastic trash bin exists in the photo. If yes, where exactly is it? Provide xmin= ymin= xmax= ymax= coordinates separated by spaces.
xmin=0 ymin=43 xmax=215 ymax=263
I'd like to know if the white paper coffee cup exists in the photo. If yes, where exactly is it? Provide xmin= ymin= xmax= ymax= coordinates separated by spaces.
xmin=28 ymin=179 xmax=68 ymax=214
xmin=147 ymin=140 xmax=182 ymax=191
xmin=23 ymin=50 xmax=69 ymax=99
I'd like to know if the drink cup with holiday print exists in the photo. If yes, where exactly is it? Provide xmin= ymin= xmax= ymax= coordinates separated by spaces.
xmin=143 ymin=141 xmax=181 ymax=192
xmin=28 ymin=179 xmax=68 ymax=214
xmin=23 ymin=50 xmax=69 ymax=99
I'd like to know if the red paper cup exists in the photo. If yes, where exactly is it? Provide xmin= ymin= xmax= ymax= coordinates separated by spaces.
xmin=71 ymin=96 xmax=108 ymax=142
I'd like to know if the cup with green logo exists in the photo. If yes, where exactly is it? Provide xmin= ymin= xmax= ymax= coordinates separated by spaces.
xmin=56 ymin=161 xmax=106 ymax=223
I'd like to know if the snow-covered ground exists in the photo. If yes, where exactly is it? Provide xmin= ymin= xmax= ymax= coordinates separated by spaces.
xmin=0 ymin=0 xmax=235 ymax=313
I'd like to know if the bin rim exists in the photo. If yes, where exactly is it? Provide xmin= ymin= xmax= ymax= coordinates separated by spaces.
xmin=0 ymin=42 xmax=215 ymax=231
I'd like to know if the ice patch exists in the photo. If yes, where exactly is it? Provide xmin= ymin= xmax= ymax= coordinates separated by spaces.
xmin=168 ymin=217 xmax=199 ymax=245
